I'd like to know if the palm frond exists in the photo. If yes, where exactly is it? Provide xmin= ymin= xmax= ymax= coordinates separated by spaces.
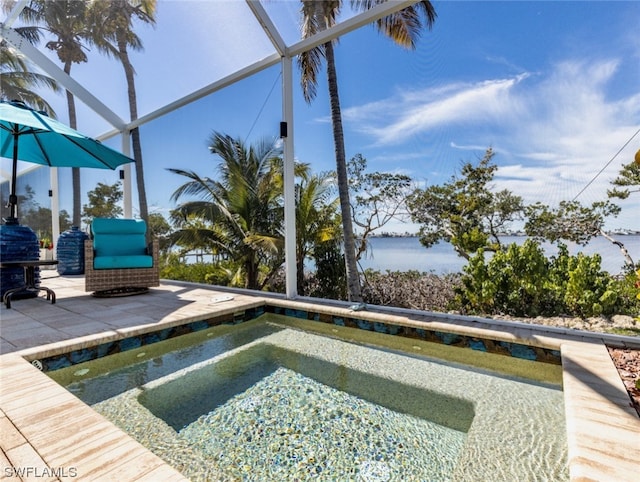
xmin=352 ymin=0 xmax=436 ymax=49
xmin=244 ymin=233 xmax=283 ymax=255
xmin=169 ymin=226 xmax=232 ymax=254
xmin=12 ymin=26 xmax=42 ymax=44
xmin=298 ymin=0 xmax=341 ymax=103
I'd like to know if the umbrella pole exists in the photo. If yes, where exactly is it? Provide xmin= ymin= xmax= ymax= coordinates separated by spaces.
xmin=6 ymin=129 xmax=19 ymax=224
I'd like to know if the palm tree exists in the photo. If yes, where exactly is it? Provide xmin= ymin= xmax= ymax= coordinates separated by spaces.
xmin=295 ymin=171 xmax=340 ymax=295
xmin=0 ymin=4 xmax=59 ymax=114
xmin=169 ymin=133 xmax=285 ymax=290
xmin=0 ymin=40 xmax=58 ymax=113
xmin=298 ymin=0 xmax=437 ymax=301
xmin=88 ymin=0 xmax=156 ymax=227
xmin=12 ymin=0 xmax=93 ymax=228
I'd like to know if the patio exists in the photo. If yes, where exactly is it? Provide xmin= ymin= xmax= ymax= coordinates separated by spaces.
xmin=0 ymin=271 xmax=639 ymax=480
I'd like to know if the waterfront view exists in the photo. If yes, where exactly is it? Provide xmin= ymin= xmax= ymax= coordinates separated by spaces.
xmin=1 ymin=2 xmax=638 ymax=482
xmin=358 ymin=235 xmax=640 ymax=276
xmin=186 ymin=234 xmax=640 ymax=276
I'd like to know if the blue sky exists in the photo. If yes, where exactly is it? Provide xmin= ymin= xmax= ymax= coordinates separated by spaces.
xmin=3 ymin=0 xmax=639 ymax=232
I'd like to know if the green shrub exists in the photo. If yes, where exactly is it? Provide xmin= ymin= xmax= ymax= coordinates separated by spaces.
xmin=606 ymin=269 xmax=640 ymax=316
xmin=457 ymin=240 xmax=557 ymax=317
xmin=456 ymin=240 xmax=632 ymax=318
xmin=559 ymin=252 xmax=614 ymax=317
xmin=160 ymin=253 xmax=233 ymax=285
xmin=311 ymin=240 xmax=347 ymax=300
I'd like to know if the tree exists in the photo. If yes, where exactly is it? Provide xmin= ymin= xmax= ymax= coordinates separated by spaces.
xmin=13 ymin=0 xmax=93 ymax=227
xmin=169 ymin=133 xmax=284 ymax=290
xmin=407 ymin=148 xmax=524 ymax=260
xmin=295 ymin=171 xmax=341 ymax=295
xmin=348 ymin=154 xmax=413 ymax=262
xmin=88 ymin=0 xmax=157 ymax=228
xmin=82 ymin=182 xmax=123 ymax=225
xmin=298 ymin=0 xmax=437 ymax=301
xmin=147 ymin=212 xmax=172 ymax=253
xmin=3 ymin=184 xmax=71 ymax=238
xmin=608 ymin=160 xmax=640 ymax=200
xmin=525 ymin=199 xmax=635 ymax=268
xmin=0 ymin=10 xmax=59 ymax=113
xmin=21 ymin=206 xmax=72 ymax=241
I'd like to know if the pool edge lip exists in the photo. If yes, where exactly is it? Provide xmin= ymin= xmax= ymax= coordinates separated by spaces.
xmin=24 ymin=303 xmax=571 ymax=374
xmin=560 ymin=341 xmax=640 ymax=480
xmin=267 ymin=295 xmax=640 ymax=350
xmin=162 ymin=280 xmax=640 ymax=349
xmin=13 ymin=291 xmax=640 ymax=363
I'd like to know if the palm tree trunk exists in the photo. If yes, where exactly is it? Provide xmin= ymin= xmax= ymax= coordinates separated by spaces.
xmin=246 ymin=254 xmax=259 ymax=290
xmin=324 ymin=41 xmax=362 ymax=302
xmin=64 ymin=62 xmax=81 ymax=228
xmin=117 ymin=37 xmax=149 ymax=227
xmin=297 ymin=256 xmax=305 ymax=296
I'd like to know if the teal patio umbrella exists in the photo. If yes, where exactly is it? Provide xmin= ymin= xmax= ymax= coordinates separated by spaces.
xmin=0 ymin=99 xmax=134 ymax=224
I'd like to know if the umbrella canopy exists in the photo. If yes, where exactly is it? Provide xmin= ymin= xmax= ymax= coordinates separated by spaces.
xmin=0 ymin=100 xmax=134 ymax=224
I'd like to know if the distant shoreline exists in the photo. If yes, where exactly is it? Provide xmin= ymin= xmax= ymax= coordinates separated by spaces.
xmin=359 ymin=234 xmax=640 ymax=276
xmin=370 ymin=232 xmax=640 ymax=238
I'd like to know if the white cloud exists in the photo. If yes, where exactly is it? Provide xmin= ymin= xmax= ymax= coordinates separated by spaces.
xmin=343 ymin=57 xmax=640 ymax=227
xmin=500 ymin=60 xmax=640 ymax=210
xmin=343 ymin=73 xmax=529 ymax=145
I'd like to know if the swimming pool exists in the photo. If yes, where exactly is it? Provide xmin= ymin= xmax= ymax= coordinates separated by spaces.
xmin=48 ymin=315 xmax=568 ymax=481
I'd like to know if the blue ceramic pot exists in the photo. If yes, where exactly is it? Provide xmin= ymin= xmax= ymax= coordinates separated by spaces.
xmin=0 ymin=224 xmax=39 ymax=298
xmin=57 ymin=226 xmax=90 ymax=275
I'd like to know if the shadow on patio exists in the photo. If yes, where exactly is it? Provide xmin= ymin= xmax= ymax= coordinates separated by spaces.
xmin=0 ymin=272 xmax=266 ymax=354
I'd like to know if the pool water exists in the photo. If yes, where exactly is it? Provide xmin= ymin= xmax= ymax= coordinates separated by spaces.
xmin=49 ymin=315 xmax=568 ymax=481
xmin=175 ymin=365 xmax=466 ymax=480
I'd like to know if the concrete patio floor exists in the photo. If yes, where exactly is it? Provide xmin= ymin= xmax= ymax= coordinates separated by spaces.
xmin=1 ymin=272 xmax=639 ymax=481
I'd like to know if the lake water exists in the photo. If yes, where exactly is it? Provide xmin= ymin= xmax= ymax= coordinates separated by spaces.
xmin=358 ymin=235 xmax=640 ymax=276
xmin=186 ymin=235 xmax=640 ymax=276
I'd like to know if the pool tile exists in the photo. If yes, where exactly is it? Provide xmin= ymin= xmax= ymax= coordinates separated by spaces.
xmin=0 ymin=414 xmax=27 ymax=450
xmin=0 ymin=451 xmax=22 ymax=482
xmin=561 ymin=342 xmax=640 ymax=481
xmin=3 ymin=442 xmax=56 ymax=482
xmin=0 ymin=355 xmax=186 ymax=481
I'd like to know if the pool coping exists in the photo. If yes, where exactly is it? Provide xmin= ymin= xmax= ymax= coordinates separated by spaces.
xmin=1 ymin=281 xmax=639 ymax=480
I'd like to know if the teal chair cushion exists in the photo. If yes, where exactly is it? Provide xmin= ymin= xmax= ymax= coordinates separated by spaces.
xmin=90 ymin=218 xmax=151 ymax=269
xmin=93 ymin=255 xmax=153 ymax=269
xmin=92 ymin=218 xmax=146 ymax=235
xmin=94 ymin=234 xmax=146 ymax=256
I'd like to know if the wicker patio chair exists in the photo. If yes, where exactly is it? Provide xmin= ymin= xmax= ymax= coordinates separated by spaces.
xmin=84 ymin=218 xmax=159 ymax=296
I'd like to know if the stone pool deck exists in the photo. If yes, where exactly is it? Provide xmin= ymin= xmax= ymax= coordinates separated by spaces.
xmin=1 ymin=273 xmax=639 ymax=481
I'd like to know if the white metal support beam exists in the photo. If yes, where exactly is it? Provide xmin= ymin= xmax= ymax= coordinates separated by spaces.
xmin=246 ymin=0 xmax=288 ymax=56
xmin=281 ymin=56 xmax=297 ymax=299
xmin=121 ymin=133 xmax=133 ymax=218
xmin=97 ymin=1 xmax=419 ymax=141
xmin=3 ymin=0 xmax=28 ymax=26
xmin=0 ymin=163 xmax=42 ymax=181
xmin=0 ymin=24 xmax=127 ymax=130
xmin=98 ymin=53 xmax=283 ymax=141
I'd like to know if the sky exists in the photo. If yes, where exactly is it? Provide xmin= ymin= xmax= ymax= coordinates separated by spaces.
xmin=2 ymin=0 xmax=639 ymax=233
